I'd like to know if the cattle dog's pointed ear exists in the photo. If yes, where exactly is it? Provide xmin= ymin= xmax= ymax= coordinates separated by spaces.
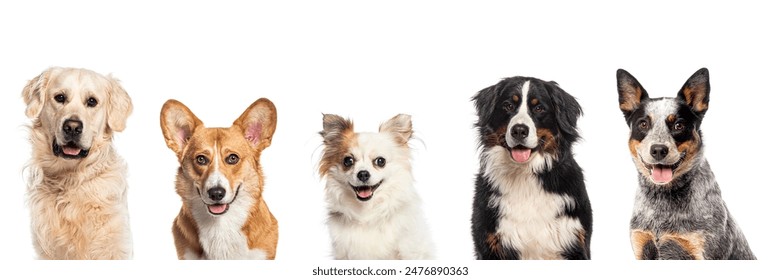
xmin=676 ymin=68 xmax=710 ymax=118
xmin=234 ymin=98 xmax=277 ymax=153
xmin=379 ymin=114 xmax=413 ymax=145
xmin=544 ymin=81 xmax=582 ymax=142
xmin=617 ymin=69 xmax=649 ymax=124
xmin=160 ymin=99 xmax=204 ymax=158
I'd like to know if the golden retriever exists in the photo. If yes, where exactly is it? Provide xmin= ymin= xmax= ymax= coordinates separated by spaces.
xmin=22 ymin=67 xmax=133 ymax=259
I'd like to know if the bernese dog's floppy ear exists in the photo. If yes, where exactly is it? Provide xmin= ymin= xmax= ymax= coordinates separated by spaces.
xmin=676 ymin=68 xmax=710 ymax=118
xmin=472 ymin=80 xmax=503 ymax=127
xmin=617 ymin=69 xmax=649 ymax=123
xmin=544 ymin=81 xmax=582 ymax=142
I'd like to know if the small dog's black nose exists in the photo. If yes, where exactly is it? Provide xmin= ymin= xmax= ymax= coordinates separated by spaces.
xmin=62 ymin=119 xmax=83 ymax=137
xmin=207 ymin=187 xmax=226 ymax=201
xmin=650 ymin=144 xmax=669 ymax=161
xmin=510 ymin=124 xmax=529 ymax=140
xmin=357 ymin=170 xmax=370 ymax=182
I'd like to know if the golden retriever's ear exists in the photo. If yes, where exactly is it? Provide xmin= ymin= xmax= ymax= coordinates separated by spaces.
xmin=233 ymin=98 xmax=277 ymax=152
xmin=106 ymin=75 xmax=133 ymax=132
xmin=160 ymin=99 xmax=203 ymax=157
xmin=22 ymin=68 xmax=54 ymax=119
xmin=379 ymin=114 xmax=413 ymax=144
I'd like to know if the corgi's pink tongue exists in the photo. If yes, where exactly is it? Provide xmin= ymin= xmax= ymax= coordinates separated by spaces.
xmin=652 ymin=166 xmax=673 ymax=183
xmin=62 ymin=146 xmax=82 ymax=156
xmin=208 ymin=204 xmax=228 ymax=214
xmin=357 ymin=189 xmax=373 ymax=199
xmin=511 ymin=148 xmax=532 ymax=163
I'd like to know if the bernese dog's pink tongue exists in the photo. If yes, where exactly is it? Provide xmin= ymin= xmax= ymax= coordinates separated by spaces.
xmin=357 ymin=189 xmax=373 ymax=199
xmin=511 ymin=148 xmax=532 ymax=163
xmin=208 ymin=204 xmax=228 ymax=214
xmin=62 ymin=146 xmax=82 ymax=156
xmin=652 ymin=166 xmax=673 ymax=184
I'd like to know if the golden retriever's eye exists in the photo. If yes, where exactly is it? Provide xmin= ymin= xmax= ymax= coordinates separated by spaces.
xmin=225 ymin=154 xmax=240 ymax=165
xmin=374 ymin=157 xmax=386 ymax=168
xmin=86 ymin=97 xmax=98 ymax=107
xmin=343 ymin=156 xmax=354 ymax=168
xmin=54 ymin=94 xmax=66 ymax=103
xmin=195 ymin=155 xmax=209 ymax=166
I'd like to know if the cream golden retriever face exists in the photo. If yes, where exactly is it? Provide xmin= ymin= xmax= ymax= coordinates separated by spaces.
xmin=23 ymin=67 xmax=132 ymax=165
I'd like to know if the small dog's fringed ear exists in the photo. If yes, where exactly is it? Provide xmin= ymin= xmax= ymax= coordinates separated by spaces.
xmin=320 ymin=114 xmax=353 ymax=144
xmin=234 ymin=98 xmax=277 ymax=152
xmin=379 ymin=114 xmax=413 ymax=144
xmin=617 ymin=69 xmax=649 ymax=123
xmin=160 ymin=99 xmax=203 ymax=157
xmin=676 ymin=68 xmax=710 ymax=118
xmin=544 ymin=81 xmax=582 ymax=142
xmin=106 ymin=74 xmax=133 ymax=132
xmin=22 ymin=68 xmax=56 ymax=119
xmin=472 ymin=81 xmax=502 ymax=127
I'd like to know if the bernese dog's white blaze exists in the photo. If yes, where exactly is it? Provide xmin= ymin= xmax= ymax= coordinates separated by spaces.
xmin=505 ymin=81 xmax=540 ymax=164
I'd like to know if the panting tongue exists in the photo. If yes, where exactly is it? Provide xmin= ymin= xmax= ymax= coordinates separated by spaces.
xmin=357 ymin=188 xmax=373 ymax=199
xmin=652 ymin=166 xmax=673 ymax=184
xmin=62 ymin=146 xmax=82 ymax=156
xmin=511 ymin=148 xmax=532 ymax=163
xmin=208 ymin=204 xmax=228 ymax=214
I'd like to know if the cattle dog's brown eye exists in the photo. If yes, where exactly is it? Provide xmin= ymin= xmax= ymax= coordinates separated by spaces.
xmin=533 ymin=104 xmax=545 ymax=113
xmin=54 ymin=94 xmax=66 ymax=103
xmin=225 ymin=154 xmax=240 ymax=165
xmin=674 ymin=121 xmax=685 ymax=131
xmin=374 ymin=157 xmax=386 ymax=168
xmin=86 ymin=97 xmax=98 ymax=107
xmin=638 ymin=120 xmax=649 ymax=130
xmin=343 ymin=156 xmax=354 ymax=168
xmin=503 ymin=101 xmax=515 ymax=112
xmin=195 ymin=155 xmax=209 ymax=166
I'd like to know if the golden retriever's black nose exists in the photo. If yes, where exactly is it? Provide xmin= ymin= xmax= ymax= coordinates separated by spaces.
xmin=63 ymin=119 xmax=83 ymax=137
xmin=357 ymin=170 xmax=370 ymax=182
xmin=208 ymin=187 xmax=226 ymax=201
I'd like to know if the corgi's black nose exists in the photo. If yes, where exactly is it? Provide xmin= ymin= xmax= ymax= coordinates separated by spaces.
xmin=357 ymin=170 xmax=370 ymax=182
xmin=651 ymin=144 xmax=669 ymax=161
xmin=208 ymin=187 xmax=226 ymax=201
xmin=510 ymin=124 xmax=529 ymax=140
xmin=62 ymin=119 xmax=83 ymax=137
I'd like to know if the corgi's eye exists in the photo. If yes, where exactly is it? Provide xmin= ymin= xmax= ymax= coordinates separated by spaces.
xmin=225 ymin=154 xmax=240 ymax=165
xmin=195 ymin=155 xmax=209 ymax=166
xmin=86 ymin=97 xmax=98 ymax=107
xmin=54 ymin=94 xmax=66 ymax=103
xmin=503 ymin=101 xmax=515 ymax=112
xmin=638 ymin=120 xmax=649 ymax=130
xmin=343 ymin=156 xmax=354 ymax=168
xmin=374 ymin=157 xmax=386 ymax=168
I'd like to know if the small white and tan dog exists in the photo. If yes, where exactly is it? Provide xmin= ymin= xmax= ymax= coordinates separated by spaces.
xmin=319 ymin=114 xmax=434 ymax=260
xmin=23 ymin=67 xmax=134 ymax=259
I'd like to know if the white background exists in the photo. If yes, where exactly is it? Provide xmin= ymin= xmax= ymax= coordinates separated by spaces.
xmin=1 ymin=0 xmax=778 ymax=278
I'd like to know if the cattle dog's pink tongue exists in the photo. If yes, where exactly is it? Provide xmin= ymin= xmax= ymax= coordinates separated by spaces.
xmin=62 ymin=146 xmax=81 ymax=156
xmin=511 ymin=148 xmax=532 ymax=163
xmin=652 ymin=166 xmax=673 ymax=184
xmin=209 ymin=204 xmax=228 ymax=214
xmin=357 ymin=188 xmax=373 ymax=199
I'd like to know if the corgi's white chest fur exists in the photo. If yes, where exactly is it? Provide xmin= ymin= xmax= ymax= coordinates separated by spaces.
xmin=188 ymin=196 xmax=267 ymax=260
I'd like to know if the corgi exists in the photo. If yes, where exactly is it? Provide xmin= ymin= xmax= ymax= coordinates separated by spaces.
xmin=160 ymin=98 xmax=278 ymax=260
xmin=617 ymin=68 xmax=755 ymax=260
xmin=318 ymin=114 xmax=434 ymax=259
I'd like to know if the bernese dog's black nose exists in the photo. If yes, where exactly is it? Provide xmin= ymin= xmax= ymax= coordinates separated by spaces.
xmin=650 ymin=144 xmax=669 ymax=161
xmin=357 ymin=170 xmax=370 ymax=182
xmin=510 ymin=124 xmax=529 ymax=140
xmin=208 ymin=186 xmax=226 ymax=201
xmin=62 ymin=119 xmax=83 ymax=137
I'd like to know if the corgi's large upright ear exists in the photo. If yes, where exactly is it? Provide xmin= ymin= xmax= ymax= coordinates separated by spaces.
xmin=234 ymin=98 xmax=277 ymax=153
xmin=379 ymin=114 xmax=413 ymax=145
xmin=160 ymin=99 xmax=203 ymax=158
xmin=22 ymin=67 xmax=60 ymax=119
xmin=617 ymin=69 xmax=649 ymax=124
xmin=676 ymin=68 xmax=710 ymax=118
xmin=105 ymin=74 xmax=133 ymax=132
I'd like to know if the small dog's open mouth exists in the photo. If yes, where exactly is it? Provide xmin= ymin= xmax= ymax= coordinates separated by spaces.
xmin=52 ymin=140 xmax=89 ymax=159
xmin=351 ymin=181 xmax=383 ymax=201
xmin=508 ymin=145 xmax=535 ymax=163
xmin=199 ymin=186 xmax=241 ymax=216
xmin=645 ymin=152 xmax=686 ymax=184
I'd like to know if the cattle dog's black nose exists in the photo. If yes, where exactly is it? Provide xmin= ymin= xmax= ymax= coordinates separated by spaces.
xmin=650 ymin=144 xmax=669 ymax=161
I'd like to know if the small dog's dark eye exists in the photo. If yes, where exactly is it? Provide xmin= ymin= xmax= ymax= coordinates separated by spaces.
xmin=674 ymin=122 xmax=685 ymax=131
xmin=374 ymin=157 xmax=386 ymax=168
xmin=54 ymin=94 xmax=66 ymax=103
xmin=225 ymin=154 xmax=240 ymax=165
xmin=503 ymin=101 xmax=515 ymax=112
xmin=533 ymin=105 xmax=545 ymax=113
xmin=86 ymin=97 xmax=98 ymax=107
xmin=195 ymin=155 xmax=210 ymax=166
xmin=343 ymin=156 xmax=354 ymax=168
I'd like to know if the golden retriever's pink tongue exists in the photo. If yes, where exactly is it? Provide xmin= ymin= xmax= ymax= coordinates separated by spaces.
xmin=652 ymin=166 xmax=673 ymax=183
xmin=357 ymin=189 xmax=373 ymax=199
xmin=511 ymin=148 xmax=532 ymax=163
xmin=62 ymin=146 xmax=82 ymax=156
xmin=209 ymin=204 xmax=227 ymax=214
